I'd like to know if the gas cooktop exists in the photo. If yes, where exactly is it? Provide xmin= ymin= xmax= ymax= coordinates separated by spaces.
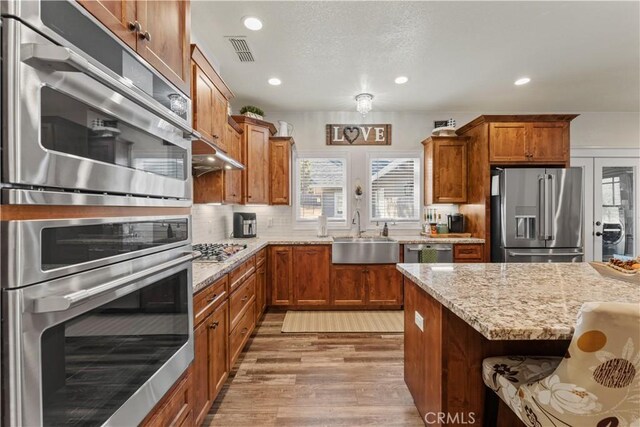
xmin=193 ymin=243 xmax=248 ymax=263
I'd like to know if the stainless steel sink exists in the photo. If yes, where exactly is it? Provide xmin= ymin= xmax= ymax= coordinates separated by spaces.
xmin=332 ymin=236 xmax=399 ymax=264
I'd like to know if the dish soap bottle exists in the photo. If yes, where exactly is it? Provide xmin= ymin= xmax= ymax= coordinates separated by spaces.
xmin=382 ymin=222 xmax=389 ymax=237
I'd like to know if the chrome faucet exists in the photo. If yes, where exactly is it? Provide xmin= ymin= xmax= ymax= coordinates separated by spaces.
xmin=352 ymin=209 xmax=363 ymax=238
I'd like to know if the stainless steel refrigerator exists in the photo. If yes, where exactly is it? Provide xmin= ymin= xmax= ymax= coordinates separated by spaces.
xmin=491 ymin=168 xmax=584 ymax=263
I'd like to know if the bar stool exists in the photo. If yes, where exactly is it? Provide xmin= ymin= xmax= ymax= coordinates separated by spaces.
xmin=482 ymin=302 xmax=640 ymax=427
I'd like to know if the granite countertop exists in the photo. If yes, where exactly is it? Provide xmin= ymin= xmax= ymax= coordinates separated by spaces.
xmin=397 ymin=262 xmax=640 ymax=341
xmin=192 ymin=234 xmax=485 ymax=293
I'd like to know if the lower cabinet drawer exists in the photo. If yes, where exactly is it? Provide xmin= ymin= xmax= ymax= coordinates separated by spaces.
xmin=229 ymin=300 xmax=255 ymax=368
xmin=229 ymin=257 xmax=256 ymax=292
xmin=193 ymin=275 xmax=228 ymax=326
xmin=453 ymin=244 xmax=484 ymax=262
xmin=229 ymin=273 xmax=256 ymax=329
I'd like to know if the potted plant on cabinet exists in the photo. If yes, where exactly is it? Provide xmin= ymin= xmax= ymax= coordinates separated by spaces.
xmin=239 ymin=105 xmax=265 ymax=120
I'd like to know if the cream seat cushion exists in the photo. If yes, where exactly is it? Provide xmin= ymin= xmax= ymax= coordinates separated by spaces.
xmin=482 ymin=302 xmax=640 ymax=427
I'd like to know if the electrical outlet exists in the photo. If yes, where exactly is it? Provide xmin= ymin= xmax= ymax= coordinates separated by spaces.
xmin=414 ymin=311 xmax=424 ymax=332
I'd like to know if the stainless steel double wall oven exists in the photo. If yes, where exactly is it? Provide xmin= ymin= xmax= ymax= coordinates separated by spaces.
xmin=1 ymin=1 xmax=195 ymax=425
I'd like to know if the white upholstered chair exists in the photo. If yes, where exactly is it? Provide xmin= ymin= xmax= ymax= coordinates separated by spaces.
xmin=482 ymin=302 xmax=640 ymax=427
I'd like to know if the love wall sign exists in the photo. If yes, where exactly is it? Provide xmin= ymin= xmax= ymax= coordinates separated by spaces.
xmin=326 ymin=124 xmax=392 ymax=146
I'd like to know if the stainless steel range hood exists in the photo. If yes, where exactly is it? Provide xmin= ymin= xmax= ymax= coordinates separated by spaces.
xmin=191 ymin=132 xmax=244 ymax=177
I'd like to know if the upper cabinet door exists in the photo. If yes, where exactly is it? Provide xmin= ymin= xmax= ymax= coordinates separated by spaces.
xmin=270 ymin=139 xmax=292 ymax=205
xmin=489 ymin=122 xmax=528 ymax=163
xmin=433 ymin=139 xmax=467 ymax=203
xmin=192 ymin=64 xmax=215 ymax=143
xmin=77 ymin=0 xmax=138 ymax=50
xmin=212 ymin=90 xmax=228 ymax=151
xmin=528 ymin=122 xmax=569 ymax=164
xmin=136 ymin=0 xmax=190 ymax=93
xmin=245 ymin=125 xmax=270 ymax=204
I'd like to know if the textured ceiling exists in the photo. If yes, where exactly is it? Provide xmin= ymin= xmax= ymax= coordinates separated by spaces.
xmin=191 ymin=1 xmax=640 ymax=112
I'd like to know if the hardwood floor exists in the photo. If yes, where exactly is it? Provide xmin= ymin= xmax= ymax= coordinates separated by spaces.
xmin=204 ymin=311 xmax=423 ymax=426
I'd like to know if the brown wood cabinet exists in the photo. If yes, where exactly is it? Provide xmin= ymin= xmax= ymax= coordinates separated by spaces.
xmin=292 ymin=246 xmax=331 ymax=305
xmin=191 ymin=45 xmax=233 ymax=153
xmin=255 ymin=252 xmax=267 ymax=322
xmin=79 ymin=0 xmax=190 ymax=93
xmin=223 ymin=123 xmax=243 ymax=204
xmin=331 ymin=265 xmax=366 ymax=306
xmin=331 ymin=264 xmax=403 ymax=307
xmin=269 ymin=246 xmax=294 ymax=305
xmin=232 ymin=116 xmax=277 ymax=205
xmin=245 ymin=124 xmax=270 ymax=204
xmin=453 ymin=243 xmax=485 ymax=262
xmin=269 ymin=137 xmax=295 ymax=205
xmin=423 ymin=136 xmax=468 ymax=204
xmin=489 ymin=121 xmax=570 ymax=165
xmin=193 ymin=301 xmax=228 ymax=426
xmin=140 ymin=366 xmax=194 ymax=427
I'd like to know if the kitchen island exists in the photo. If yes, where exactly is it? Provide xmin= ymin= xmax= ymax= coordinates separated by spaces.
xmin=396 ymin=262 xmax=640 ymax=425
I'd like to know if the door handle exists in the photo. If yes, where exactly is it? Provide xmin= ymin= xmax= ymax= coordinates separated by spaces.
xmin=538 ymin=175 xmax=545 ymax=240
xmin=21 ymin=43 xmax=194 ymax=136
xmin=32 ymin=252 xmax=194 ymax=313
xmin=545 ymin=174 xmax=555 ymax=240
xmin=508 ymin=251 xmax=584 ymax=257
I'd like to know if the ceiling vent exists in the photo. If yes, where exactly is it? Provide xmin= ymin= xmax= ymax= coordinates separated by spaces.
xmin=226 ymin=37 xmax=254 ymax=62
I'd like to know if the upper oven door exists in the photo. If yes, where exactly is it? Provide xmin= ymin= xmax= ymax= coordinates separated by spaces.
xmin=2 ymin=19 xmax=192 ymax=201
xmin=2 ymin=215 xmax=191 ymax=289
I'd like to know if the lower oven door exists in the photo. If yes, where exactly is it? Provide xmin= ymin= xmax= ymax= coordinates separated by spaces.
xmin=3 ymin=247 xmax=194 ymax=427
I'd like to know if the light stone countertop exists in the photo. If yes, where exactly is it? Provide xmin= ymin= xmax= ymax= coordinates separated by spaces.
xmin=192 ymin=234 xmax=484 ymax=292
xmin=397 ymin=262 xmax=640 ymax=341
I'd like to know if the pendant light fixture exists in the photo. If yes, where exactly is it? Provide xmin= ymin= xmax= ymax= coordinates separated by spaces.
xmin=355 ymin=93 xmax=374 ymax=116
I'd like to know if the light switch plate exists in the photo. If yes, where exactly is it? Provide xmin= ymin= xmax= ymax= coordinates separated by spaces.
xmin=414 ymin=311 xmax=424 ymax=332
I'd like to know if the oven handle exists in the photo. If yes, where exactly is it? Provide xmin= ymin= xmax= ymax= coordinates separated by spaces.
xmin=21 ymin=43 xmax=194 ymax=137
xmin=32 ymin=252 xmax=194 ymax=314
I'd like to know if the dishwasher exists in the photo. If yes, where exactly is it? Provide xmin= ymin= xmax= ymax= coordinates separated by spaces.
xmin=403 ymin=243 xmax=453 ymax=263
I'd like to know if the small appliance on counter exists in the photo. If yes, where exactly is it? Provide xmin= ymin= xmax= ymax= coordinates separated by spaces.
xmin=234 ymin=212 xmax=257 ymax=238
xmin=447 ymin=214 xmax=465 ymax=233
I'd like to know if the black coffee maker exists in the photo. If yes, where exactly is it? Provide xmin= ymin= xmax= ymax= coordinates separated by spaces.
xmin=447 ymin=214 xmax=465 ymax=233
xmin=233 ymin=212 xmax=257 ymax=238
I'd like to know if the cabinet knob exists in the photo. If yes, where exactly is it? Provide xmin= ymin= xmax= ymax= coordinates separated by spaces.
xmin=209 ymin=321 xmax=219 ymax=329
xmin=241 ymin=295 xmax=248 ymax=302
xmin=206 ymin=294 xmax=218 ymax=303
xmin=139 ymin=31 xmax=151 ymax=41
xmin=241 ymin=327 xmax=249 ymax=335
xmin=128 ymin=21 xmax=141 ymax=32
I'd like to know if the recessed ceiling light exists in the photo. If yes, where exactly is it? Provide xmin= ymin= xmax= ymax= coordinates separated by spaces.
xmin=394 ymin=76 xmax=409 ymax=84
xmin=514 ymin=77 xmax=531 ymax=86
xmin=243 ymin=16 xmax=263 ymax=31
xmin=268 ymin=77 xmax=281 ymax=86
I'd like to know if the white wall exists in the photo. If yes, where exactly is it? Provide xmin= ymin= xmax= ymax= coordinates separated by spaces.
xmin=191 ymin=111 xmax=639 ymax=240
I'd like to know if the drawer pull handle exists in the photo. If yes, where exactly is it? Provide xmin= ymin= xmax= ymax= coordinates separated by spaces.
xmin=241 ymin=327 xmax=249 ymax=335
xmin=206 ymin=292 xmax=225 ymax=306
xmin=209 ymin=321 xmax=219 ymax=329
xmin=241 ymin=295 xmax=248 ymax=302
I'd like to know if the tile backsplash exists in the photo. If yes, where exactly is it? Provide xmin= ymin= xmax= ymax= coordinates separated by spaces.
xmin=191 ymin=203 xmax=452 ymax=241
xmin=191 ymin=204 xmax=233 ymax=243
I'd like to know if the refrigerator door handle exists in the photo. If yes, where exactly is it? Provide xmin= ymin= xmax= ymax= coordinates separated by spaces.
xmin=538 ymin=175 xmax=546 ymax=240
xmin=545 ymin=174 xmax=555 ymax=240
